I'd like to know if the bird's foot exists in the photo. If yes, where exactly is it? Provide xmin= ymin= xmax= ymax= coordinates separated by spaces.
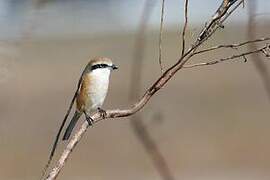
xmin=97 ymin=107 xmax=107 ymax=118
xmin=84 ymin=111 xmax=94 ymax=126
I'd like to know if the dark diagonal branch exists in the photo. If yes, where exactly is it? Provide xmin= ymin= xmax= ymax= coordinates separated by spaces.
xmin=131 ymin=117 xmax=174 ymax=180
xmin=130 ymin=1 xmax=175 ymax=180
xmin=247 ymin=0 xmax=270 ymax=101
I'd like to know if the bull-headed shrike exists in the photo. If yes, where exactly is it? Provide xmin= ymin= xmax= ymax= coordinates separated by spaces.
xmin=42 ymin=57 xmax=118 ymax=178
xmin=63 ymin=57 xmax=118 ymax=140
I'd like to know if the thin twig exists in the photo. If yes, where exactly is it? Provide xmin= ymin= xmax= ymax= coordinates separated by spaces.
xmin=183 ymin=45 xmax=269 ymax=68
xmin=207 ymin=0 xmax=244 ymax=39
xmin=179 ymin=0 xmax=244 ymax=65
xmin=181 ymin=0 xmax=189 ymax=57
xmin=196 ymin=0 xmax=244 ymax=44
xmin=159 ymin=0 xmax=165 ymax=73
xmin=193 ymin=37 xmax=270 ymax=55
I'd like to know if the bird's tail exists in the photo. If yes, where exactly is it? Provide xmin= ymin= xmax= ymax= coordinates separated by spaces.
xmin=63 ymin=111 xmax=82 ymax=140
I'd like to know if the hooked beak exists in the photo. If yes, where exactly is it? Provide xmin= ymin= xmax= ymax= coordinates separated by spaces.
xmin=111 ymin=64 xmax=118 ymax=70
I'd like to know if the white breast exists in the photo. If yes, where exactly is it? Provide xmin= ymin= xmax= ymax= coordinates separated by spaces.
xmin=86 ymin=68 xmax=110 ymax=110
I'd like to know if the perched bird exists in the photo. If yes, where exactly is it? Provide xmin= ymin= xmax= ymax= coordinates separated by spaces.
xmin=41 ymin=57 xmax=118 ymax=179
xmin=63 ymin=57 xmax=118 ymax=140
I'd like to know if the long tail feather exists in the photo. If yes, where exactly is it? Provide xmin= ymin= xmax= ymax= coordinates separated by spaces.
xmin=62 ymin=111 xmax=82 ymax=140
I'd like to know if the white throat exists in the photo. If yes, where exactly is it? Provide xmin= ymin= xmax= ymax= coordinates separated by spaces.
xmin=86 ymin=68 xmax=111 ymax=110
xmin=90 ymin=68 xmax=111 ymax=81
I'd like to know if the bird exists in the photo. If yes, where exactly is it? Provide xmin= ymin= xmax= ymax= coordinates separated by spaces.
xmin=63 ymin=57 xmax=118 ymax=140
xmin=41 ymin=57 xmax=118 ymax=180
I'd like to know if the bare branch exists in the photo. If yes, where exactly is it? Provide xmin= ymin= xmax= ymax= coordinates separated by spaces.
xmin=158 ymin=0 xmax=165 ymax=73
xmin=178 ymin=0 xmax=244 ymax=65
xmin=184 ymin=45 xmax=270 ymax=68
xmin=193 ymin=37 xmax=270 ymax=55
xmin=45 ymin=120 xmax=89 ymax=180
xmin=41 ymin=65 xmax=87 ymax=179
xmin=196 ymin=0 xmax=244 ymax=44
xmin=181 ymin=0 xmax=189 ymax=57
xmin=206 ymin=0 xmax=244 ymax=40
xmin=44 ymin=1 xmax=265 ymax=179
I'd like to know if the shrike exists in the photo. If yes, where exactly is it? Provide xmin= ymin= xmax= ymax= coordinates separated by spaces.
xmin=63 ymin=57 xmax=118 ymax=140
xmin=42 ymin=57 xmax=118 ymax=179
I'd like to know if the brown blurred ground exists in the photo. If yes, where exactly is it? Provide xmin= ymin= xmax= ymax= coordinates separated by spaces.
xmin=0 ymin=25 xmax=270 ymax=180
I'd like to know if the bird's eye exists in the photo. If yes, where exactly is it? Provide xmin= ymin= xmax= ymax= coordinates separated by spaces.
xmin=99 ymin=64 xmax=108 ymax=68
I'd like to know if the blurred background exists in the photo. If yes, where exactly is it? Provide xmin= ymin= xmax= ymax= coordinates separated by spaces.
xmin=0 ymin=0 xmax=270 ymax=179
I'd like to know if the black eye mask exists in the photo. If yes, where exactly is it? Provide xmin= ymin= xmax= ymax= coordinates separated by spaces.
xmin=91 ymin=64 xmax=109 ymax=70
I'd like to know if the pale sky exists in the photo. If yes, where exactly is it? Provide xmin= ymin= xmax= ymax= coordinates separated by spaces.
xmin=0 ymin=0 xmax=269 ymax=39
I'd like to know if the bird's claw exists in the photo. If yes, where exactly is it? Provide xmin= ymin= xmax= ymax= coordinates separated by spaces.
xmin=84 ymin=111 xmax=94 ymax=126
xmin=97 ymin=107 xmax=107 ymax=118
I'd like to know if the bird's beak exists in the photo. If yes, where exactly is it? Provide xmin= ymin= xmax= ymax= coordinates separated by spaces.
xmin=112 ymin=64 xmax=118 ymax=70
